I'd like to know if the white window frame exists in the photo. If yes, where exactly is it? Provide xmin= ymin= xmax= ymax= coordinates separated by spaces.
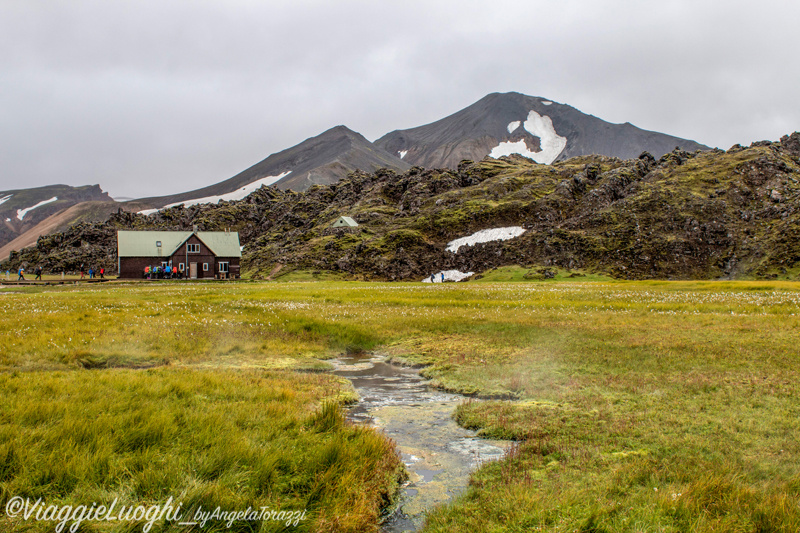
xmin=203 ymin=263 xmax=209 ymax=272
xmin=178 ymin=263 xmax=184 ymax=272
xmin=218 ymin=262 xmax=229 ymax=273
xmin=187 ymin=244 xmax=200 ymax=253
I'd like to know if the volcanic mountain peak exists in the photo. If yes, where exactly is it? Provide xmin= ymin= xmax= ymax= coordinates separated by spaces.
xmin=133 ymin=92 xmax=710 ymax=214
xmin=134 ymin=125 xmax=410 ymax=212
xmin=375 ymin=91 xmax=710 ymax=169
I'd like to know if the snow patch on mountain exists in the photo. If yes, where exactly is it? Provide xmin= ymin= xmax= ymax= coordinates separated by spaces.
xmin=446 ymin=226 xmax=526 ymax=253
xmin=398 ymin=150 xmax=408 ymax=159
xmin=0 ymin=194 xmax=12 ymax=206
xmin=139 ymin=171 xmax=291 ymax=215
xmin=490 ymin=110 xmax=566 ymax=164
xmin=422 ymin=270 xmax=474 ymax=283
xmin=507 ymin=121 xmax=520 ymax=133
xmin=17 ymin=197 xmax=58 ymax=221
xmin=541 ymin=100 xmax=553 ymax=106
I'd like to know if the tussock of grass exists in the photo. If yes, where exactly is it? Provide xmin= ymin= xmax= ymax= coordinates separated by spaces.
xmin=0 ymin=368 xmax=403 ymax=532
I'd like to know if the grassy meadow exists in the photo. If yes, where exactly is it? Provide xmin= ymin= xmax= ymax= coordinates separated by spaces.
xmin=1 ymin=278 xmax=799 ymax=531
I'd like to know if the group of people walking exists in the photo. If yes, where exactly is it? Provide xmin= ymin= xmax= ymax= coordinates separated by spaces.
xmin=13 ymin=265 xmax=43 ymax=281
xmin=6 ymin=264 xmax=108 ymax=282
xmin=79 ymin=264 xmax=105 ymax=280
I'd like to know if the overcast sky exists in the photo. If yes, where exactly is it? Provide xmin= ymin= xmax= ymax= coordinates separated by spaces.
xmin=2 ymin=0 xmax=798 ymax=199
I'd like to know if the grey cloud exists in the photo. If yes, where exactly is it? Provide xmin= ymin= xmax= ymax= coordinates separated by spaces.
xmin=1 ymin=0 xmax=797 ymax=198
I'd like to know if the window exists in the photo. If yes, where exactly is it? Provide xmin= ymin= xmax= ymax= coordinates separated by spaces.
xmin=178 ymin=263 xmax=184 ymax=272
xmin=203 ymin=263 xmax=208 ymax=272
xmin=187 ymin=244 xmax=200 ymax=253
xmin=218 ymin=262 xmax=229 ymax=273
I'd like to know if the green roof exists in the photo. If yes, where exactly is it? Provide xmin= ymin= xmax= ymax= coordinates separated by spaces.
xmin=332 ymin=216 xmax=358 ymax=227
xmin=195 ymin=232 xmax=242 ymax=257
xmin=117 ymin=231 xmax=241 ymax=258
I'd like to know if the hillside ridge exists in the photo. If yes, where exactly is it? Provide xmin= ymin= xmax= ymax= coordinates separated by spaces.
xmin=4 ymin=132 xmax=798 ymax=281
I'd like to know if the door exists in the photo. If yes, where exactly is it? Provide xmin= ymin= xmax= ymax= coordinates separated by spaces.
xmin=189 ymin=262 xmax=197 ymax=279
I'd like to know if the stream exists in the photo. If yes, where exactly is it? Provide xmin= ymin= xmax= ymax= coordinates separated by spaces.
xmin=330 ymin=354 xmax=508 ymax=532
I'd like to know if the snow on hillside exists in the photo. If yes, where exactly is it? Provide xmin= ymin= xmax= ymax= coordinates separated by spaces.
xmin=0 ymin=194 xmax=12 ymax=207
xmin=507 ymin=121 xmax=520 ymax=133
xmin=422 ymin=270 xmax=474 ymax=283
xmin=17 ymin=197 xmax=58 ymax=221
xmin=398 ymin=150 xmax=408 ymax=159
xmin=139 ymin=171 xmax=291 ymax=215
xmin=490 ymin=110 xmax=566 ymax=164
xmin=447 ymin=227 xmax=526 ymax=253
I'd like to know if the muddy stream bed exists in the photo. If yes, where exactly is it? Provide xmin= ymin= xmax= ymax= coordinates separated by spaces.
xmin=330 ymin=354 xmax=508 ymax=532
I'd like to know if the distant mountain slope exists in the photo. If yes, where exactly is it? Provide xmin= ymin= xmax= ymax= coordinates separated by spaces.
xmin=0 ymin=184 xmax=113 ymax=251
xmin=0 ymin=201 xmax=121 ymax=261
xmin=134 ymin=125 xmax=411 ymax=211
xmin=375 ymin=92 xmax=710 ymax=169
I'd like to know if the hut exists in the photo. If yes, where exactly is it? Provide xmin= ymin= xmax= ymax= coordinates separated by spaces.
xmin=117 ymin=230 xmax=241 ymax=279
xmin=331 ymin=216 xmax=358 ymax=228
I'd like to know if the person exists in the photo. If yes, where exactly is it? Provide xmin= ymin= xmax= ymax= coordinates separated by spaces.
xmin=430 ymin=274 xmax=435 ymax=282
xmin=17 ymin=267 xmax=25 ymax=281
xmin=34 ymin=265 xmax=42 ymax=280
xmin=165 ymin=264 xmax=171 ymax=279
xmin=88 ymin=267 xmax=94 ymax=279
xmin=80 ymin=264 xmax=86 ymax=279
xmin=99 ymin=267 xmax=104 ymax=279
xmin=441 ymin=272 xmax=445 ymax=283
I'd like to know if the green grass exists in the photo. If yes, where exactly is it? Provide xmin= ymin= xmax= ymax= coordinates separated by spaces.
xmin=271 ymin=269 xmax=352 ymax=282
xmin=473 ymin=265 xmax=613 ymax=282
xmin=0 ymin=369 xmax=402 ymax=532
xmin=2 ymin=279 xmax=800 ymax=531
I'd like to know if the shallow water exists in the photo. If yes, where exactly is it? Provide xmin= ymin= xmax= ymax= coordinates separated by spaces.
xmin=331 ymin=354 xmax=507 ymax=532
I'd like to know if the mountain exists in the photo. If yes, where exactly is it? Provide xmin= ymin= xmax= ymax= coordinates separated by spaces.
xmin=0 ymin=184 xmax=116 ymax=258
xmin=132 ymin=93 xmax=710 ymax=213
xmin=134 ymin=125 xmax=411 ymax=211
xmin=0 ymin=201 xmax=123 ymax=262
xmin=7 ymin=133 xmax=799 ymax=281
xmin=375 ymin=92 xmax=710 ymax=169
